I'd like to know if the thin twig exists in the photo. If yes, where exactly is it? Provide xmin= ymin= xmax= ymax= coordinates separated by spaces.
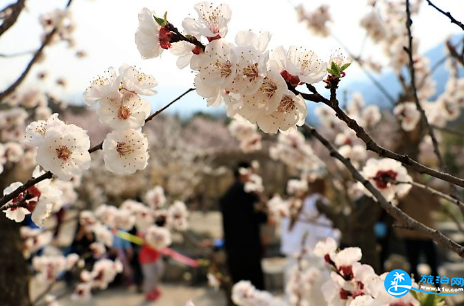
xmin=0 ymin=49 xmax=35 ymax=57
xmin=0 ymin=0 xmax=26 ymax=38
xmin=0 ymin=0 xmax=73 ymax=103
xmin=0 ymin=88 xmax=195 ymax=209
xmin=406 ymin=0 xmax=464 ymax=219
xmin=393 ymin=180 xmax=464 ymax=211
xmin=425 ymin=0 xmax=464 ymax=31
xmin=302 ymin=123 xmax=464 ymax=258
xmin=405 ymin=0 xmax=445 ymax=173
xmin=432 ymin=124 xmax=464 ymax=138
xmin=296 ymin=86 xmax=464 ymax=189
xmin=331 ymin=35 xmax=396 ymax=105
xmin=417 ymin=54 xmax=448 ymax=90
xmin=446 ymin=40 xmax=464 ymax=67
xmin=442 ymin=204 xmax=464 ymax=233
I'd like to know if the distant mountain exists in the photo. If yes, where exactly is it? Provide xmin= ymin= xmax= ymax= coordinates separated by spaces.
xmin=341 ymin=34 xmax=464 ymax=109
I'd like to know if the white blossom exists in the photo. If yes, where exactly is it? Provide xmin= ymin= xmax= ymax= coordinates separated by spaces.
xmin=135 ymin=8 xmax=165 ymax=59
xmin=36 ymin=122 xmax=91 ymax=181
xmin=360 ymin=158 xmax=412 ymax=202
xmin=394 ymin=102 xmax=421 ymax=131
xmin=270 ymin=46 xmax=326 ymax=85
xmin=182 ymin=2 xmax=232 ymax=40
xmin=145 ymin=225 xmax=172 ymax=249
xmin=102 ymin=129 xmax=149 ymax=175
xmin=255 ymin=90 xmax=307 ymax=133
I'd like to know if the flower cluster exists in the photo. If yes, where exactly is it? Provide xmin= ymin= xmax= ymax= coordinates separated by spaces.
xmin=236 ymin=238 xmax=420 ymax=306
xmin=239 ymin=167 xmax=265 ymax=194
xmin=270 ymin=130 xmax=326 ymax=176
xmin=296 ymin=5 xmax=332 ymax=37
xmin=228 ymin=119 xmax=262 ymax=153
xmin=134 ymin=2 xmax=331 ymax=134
xmin=314 ymin=237 xmax=419 ymax=306
xmin=73 ymin=259 xmax=123 ymax=301
xmin=3 ymin=167 xmax=64 ymax=226
xmin=78 ymin=185 xmax=186 ymax=250
xmin=32 ymin=254 xmax=79 ymax=283
xmin=83 ymin=65 xmax=155 ymax=175
xmin=21 ymin=227 xmax=53 ymax=258
xmin=232 ymin=281 xmax=286 ymax=306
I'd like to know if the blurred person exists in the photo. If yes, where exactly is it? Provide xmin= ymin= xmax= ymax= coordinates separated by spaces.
xmin=138 ymin=218 xmax=165 ymax=301
xmin=280 ymin=178 xmax=338 ymax=305
xmin=109 ymin=228 xmax=134 ymax=286
xmin=68 ymin=221 xmax=96 ymax=266
xmin=129 ymin=226 xmax=143 ymax=292
xmin=375 ymin=210 xmax=396 ymax=273
xmin=65 ymin=221 xmax=97 ymax=286
xmin=395 ymin=185 xmax=440 ymax=282
xmin=219 ymin=161 xmax=267 ymax=290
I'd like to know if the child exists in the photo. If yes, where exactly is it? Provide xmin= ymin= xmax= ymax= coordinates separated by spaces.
xmin=139 ymin=241 xmax=164 ymax=301
xmin=139 ymin=217 xmax=166 ymax=301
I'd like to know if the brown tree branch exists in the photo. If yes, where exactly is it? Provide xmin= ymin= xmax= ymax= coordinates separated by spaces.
xmin=446 ymin=40 xmax=464 ymax=67
xmin=432 ymin=124 xmax=464 ymax=138
xmin=331 ymin=35 xmax=396 ymax=105
xmin=406 ymin=0 xmax=464 ymax=220
xmin=393 ymin=180 xmax=464 ymax=211
xmin=405 ymin=0 xmax=446 ymax=173
xmin=298 ymin=86 xmax=464 ymax=189
xmin=0 ymin=49 xmax=35 ymax=57
xmin=0 ymin=0 xmax=26 ymax=38
xmin=425 ymin=0 xmax=464 ymax=31
xmin=0 ymin=0 xmax=73 ymax=103
xmin=0 ymin=88 xmax=195 ymax=210
xmin=302 ymin=123 xmax=464 ymax=257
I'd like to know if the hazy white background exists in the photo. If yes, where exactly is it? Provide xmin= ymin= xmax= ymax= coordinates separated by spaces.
xmin=0 ymin=0 xmax=462 ymax=114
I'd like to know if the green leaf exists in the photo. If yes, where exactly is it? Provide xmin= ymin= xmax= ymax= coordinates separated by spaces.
xmin=154 ymin=16 xmax=166 ymax=26
xmin=340 ymin=62 xmax=351 ymax=71
xmin=421 ymin=293 xmax=437 ymax=306
xmin=330 ymin=62 xmax=341 ymax=77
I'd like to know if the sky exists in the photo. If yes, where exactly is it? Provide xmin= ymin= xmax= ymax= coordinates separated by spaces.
xmin=0 ymin=0 xmax=463 ymax=115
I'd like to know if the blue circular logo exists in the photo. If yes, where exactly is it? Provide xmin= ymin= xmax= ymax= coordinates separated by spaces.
xmin=384 ymin=269 xmax=412 ymax=298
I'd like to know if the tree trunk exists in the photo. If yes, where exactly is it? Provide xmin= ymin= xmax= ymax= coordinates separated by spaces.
xmin=0 ymin=168 xmax=31 ymax=306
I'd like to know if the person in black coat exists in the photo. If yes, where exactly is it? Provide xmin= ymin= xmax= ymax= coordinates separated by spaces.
xmin=219 ymin=162 xmax=267 ymax=290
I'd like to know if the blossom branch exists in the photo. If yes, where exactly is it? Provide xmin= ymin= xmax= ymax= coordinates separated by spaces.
xmin=302 ymin=123 xmax=464 ymax=257
xmin=0 ymin=88 xmax=195 ymax=210
xmin=164 ymin=22 xmax=206 ymax=51
xmin=298 ymin=85 xmax=464 ymax=188
xmin=405 ymin=0 xmax=464 ymax=219
xmin=0 ymin=0 xmax=26 ymax=38
xmin=0 ymin=49 xmax=35 ymax=58
xmin=405 ymin=0 xmax=446 ymax=174
xmin=432 ymin=124 xmax=464 ymax=138
xmin=0 ymin=0 xmax=73 ymax=103
xmin=331 ymin=35 xmax=396 ymax=105
xmin=446 ymin=40 xmax=464 ymax=67
xmin=0 ymin=171 xmax=53 ymax=210
xmin=425 ymin=0 xmax=464 ymax=31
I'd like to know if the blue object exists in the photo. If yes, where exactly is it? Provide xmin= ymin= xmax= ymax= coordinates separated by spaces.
xmin=374 ymin=222 xmax=387 ymax=238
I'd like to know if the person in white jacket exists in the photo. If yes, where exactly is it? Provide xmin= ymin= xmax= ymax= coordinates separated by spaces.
xmin=280 ymin=179 xmax=340 ymax=305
